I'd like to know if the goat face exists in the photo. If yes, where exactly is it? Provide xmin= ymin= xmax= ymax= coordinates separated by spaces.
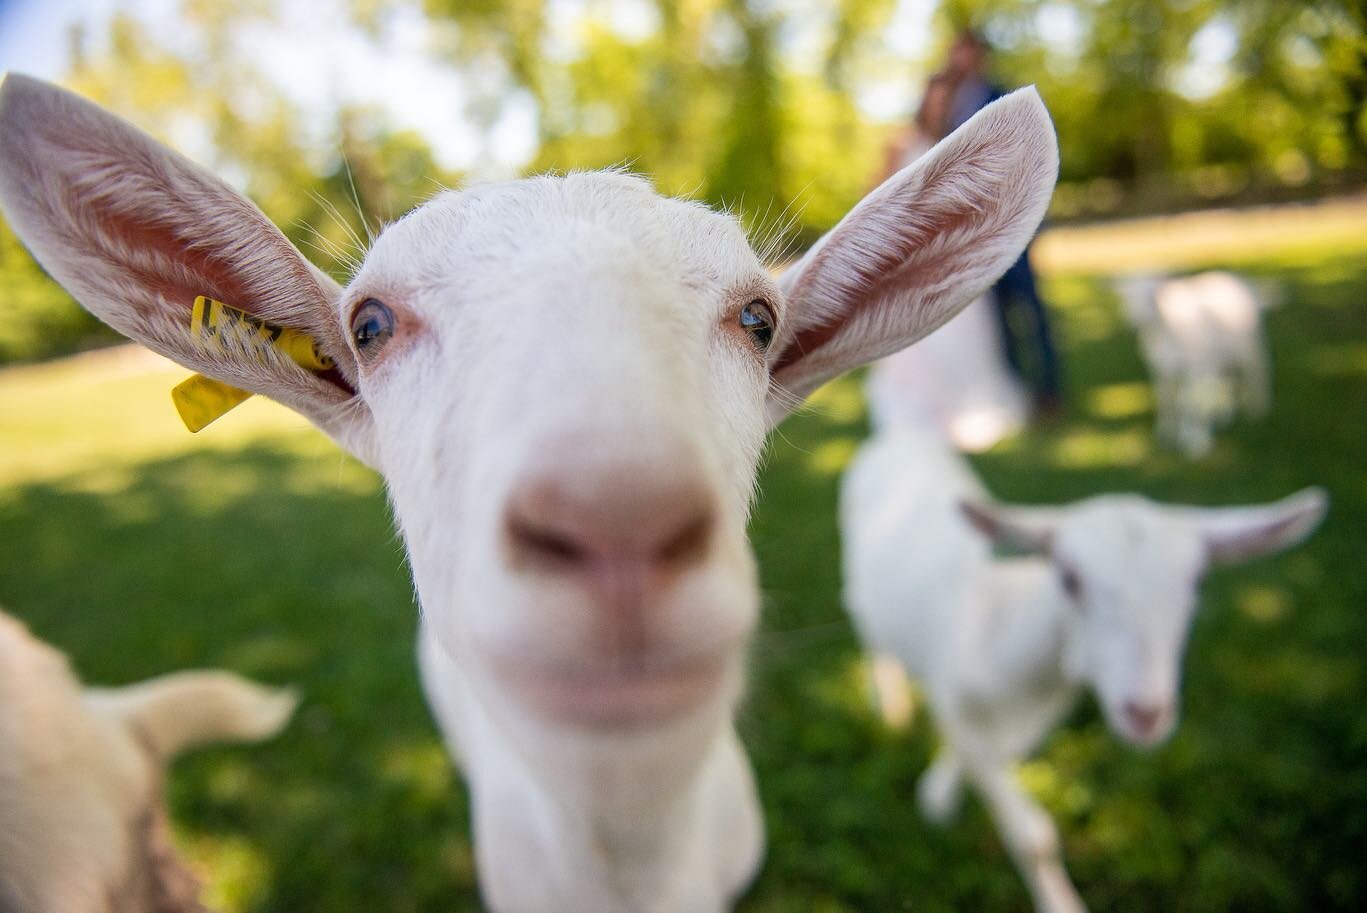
xmin=357 ymin=175 xmax=770 ymax=735
xmin=965 ymin=489 xmax=1327 ymax=748
xmin=0 ymin=74 xmax=1061 ymax=752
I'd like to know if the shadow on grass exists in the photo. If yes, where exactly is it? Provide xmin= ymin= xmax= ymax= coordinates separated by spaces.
xmin=0 ymin=442 xmax=480 ymax=913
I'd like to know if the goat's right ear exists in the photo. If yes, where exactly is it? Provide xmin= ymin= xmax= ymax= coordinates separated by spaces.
xmin=1187 ymin=487 xmax=1328 ymax=566
xmin=767 ymin=87 xmax=1058 ymax=423
xmin=959 ymin=498 xmax=1057 ymax=554
xmin=0 ymin=74 xmax=377 ymax=465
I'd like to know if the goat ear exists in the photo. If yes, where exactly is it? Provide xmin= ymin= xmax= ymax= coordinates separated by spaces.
xmin=766 ymin=87 xmax=1058 ymax=423
xmin=0 ymin=74 xmax=376 ymax=464
xmin=1188 ymin=487 xmax=1328 ymax=566
xmin=958 ymin=498 xmax=1056 ymax=554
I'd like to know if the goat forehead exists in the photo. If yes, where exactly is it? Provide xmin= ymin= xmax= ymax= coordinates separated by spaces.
xmin=1058 ymin=500 xmax=1204 ymax=579
xmin=363 ymin=173 xmax=759 ymax=291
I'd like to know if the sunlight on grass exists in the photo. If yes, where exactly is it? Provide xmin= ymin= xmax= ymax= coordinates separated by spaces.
xmin=803 ymin=374 xmax=866 ymax=425
xmin=0 ymin=346 xmax=344 ymax=487
xmin=1051 ymin=426 xmax=1151 ymax=468
xmin=182 ymin=830 xmax=273 ymax=913
xmin=1086 ymin=382 xmax=1153 ymax=420
xmin=204 ymin=756 xmax=267 ymax=806
xmin=1236 ymin=584 xmax=1292 ymax=624
xmin=1047 ymin=275 xmax=1124 ymax=337
xmin=382 ymin=740 xmax=455 ymax=803
xmin=1309 ymin=342 xmax=1367 ymax=379
xmin=1034 ymin=198 xmax=1367 ymax=276
xmin=808 ymin=437 xmax=860 ymax=476
xmin=1019 ymin=758 xmax=1093 ymax=817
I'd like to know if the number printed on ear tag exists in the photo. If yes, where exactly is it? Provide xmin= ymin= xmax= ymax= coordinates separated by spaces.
xmin=189 ymin=296 xmax=334 ymax=371
xmin=171 ymin=296 xmax=334 ymax=433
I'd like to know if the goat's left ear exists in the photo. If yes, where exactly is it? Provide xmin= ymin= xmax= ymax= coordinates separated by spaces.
xmin=0 ymin=74 xmax=377 ymax=465
xmin=767 ymin=87 xmax=1058 ymax=422
xmin=959 ymin=498 xmax=1057 ymax=554
xmin=1188 ymin=487 xmax=1328 ymax=566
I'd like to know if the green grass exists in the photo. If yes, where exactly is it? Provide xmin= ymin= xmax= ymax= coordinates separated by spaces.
xmin=1 ymin=248 xmax=1364 ymax=912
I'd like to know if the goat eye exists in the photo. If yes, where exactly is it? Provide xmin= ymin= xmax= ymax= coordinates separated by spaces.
xmin=739 ymin=300 xmax=775 ymax=352
xmin=351 ymin=298 xmax=394 ymax=358
xmin=1059 ymin=566 xmax=1083 ymax=601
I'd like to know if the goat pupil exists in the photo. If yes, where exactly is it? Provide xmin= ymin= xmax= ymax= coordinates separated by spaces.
xmin=740 ymin=300 xmax=774 ymax=351
xmin=351 ymin=299 xmax=394 ymax=351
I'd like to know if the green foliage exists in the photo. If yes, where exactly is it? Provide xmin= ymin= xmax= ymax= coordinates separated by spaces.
xmin=946 ymin=0 xmax=1365 ymax=212
xmin=4 ymin=0 xmax=1361 ymax=363
xmin=0 ymin=222 xmax=116 ymax=363
xmin=0 ymin=3 xmax=458 ymax=364
xmin=415 ymin=0 xmax=895 ymax=244
xmin=0 ymin=238 xmax=1363 ymax=911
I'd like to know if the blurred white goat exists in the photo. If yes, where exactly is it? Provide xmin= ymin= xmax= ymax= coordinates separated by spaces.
xmin=0 ymin=76 xmax=1059 ymax=911
xmin=840 ymin=383 xmax=1326 ymax=913
xmin=0 ymin=609 xmax=296 ymax=913
xmin=866 ymin=296 xmax=1030 ymax=452
xmin=1115 ymin=271 xmax=1273 ymax=457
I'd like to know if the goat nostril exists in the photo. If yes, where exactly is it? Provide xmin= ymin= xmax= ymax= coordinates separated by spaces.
xmin=656 ymin=509 xmax=714 ymax=566
xmin=503 ymin=451 xmax=718 ymax=579
xmin=507 ymin=513 xmax=590 ymax=567
xmin=1124 ymin=701 xmax=1164 ymax=732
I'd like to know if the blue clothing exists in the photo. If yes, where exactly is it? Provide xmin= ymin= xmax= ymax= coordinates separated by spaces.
xmin=951 ymin=77 xmax=1061 ymax=401
xmin=948 ymin=77 xmax=1001 ymax=132
xmin=992 ymin=250 xmax=1060 ymax=399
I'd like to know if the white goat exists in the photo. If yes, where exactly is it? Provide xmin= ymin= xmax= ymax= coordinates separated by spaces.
xmin=0 ymin=608 xmax=296 ymax=913
xmin=0 ymin=74 xmax=1058 ymax=912
xmin=1115 ymin=271 xmax=1272 ymax=457
xmin=840 ymin=394 xmax=1326 ymax=913
xmin=865 ymin=295 xmax=1029 ymax=452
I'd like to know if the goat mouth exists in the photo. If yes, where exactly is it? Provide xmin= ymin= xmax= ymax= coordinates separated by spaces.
xmin=497 ymin=655 xmax=729 ymax=729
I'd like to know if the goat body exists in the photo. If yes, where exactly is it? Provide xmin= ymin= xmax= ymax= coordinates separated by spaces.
xmin=1115 ymin=271 xmax=1272 ymax=456
xmin=865 ymin=296 xmax=1029 ymax=452
xmin=841 ymin=390 xmax=1325 ymax=913
xmin=0 ymin=610 xmax=296 ymax=913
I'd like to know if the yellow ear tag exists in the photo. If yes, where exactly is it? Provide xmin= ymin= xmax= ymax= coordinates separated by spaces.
xmin=172 ymin=296 xmax=335 ymax=433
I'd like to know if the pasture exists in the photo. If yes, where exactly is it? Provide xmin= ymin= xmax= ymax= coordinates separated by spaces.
xmin=0 ymin=231 xmax=1363 ymax=912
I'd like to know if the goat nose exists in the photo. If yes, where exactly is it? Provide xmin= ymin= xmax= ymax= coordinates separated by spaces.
xmin=504 ymin=461 xmax=717 ymax=589
xmin=1124 ymin=700 xmax=1165 ymax=734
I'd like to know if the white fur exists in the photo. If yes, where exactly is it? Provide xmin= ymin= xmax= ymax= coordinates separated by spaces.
xmin=865 ymin=295 xmax=1029 ymax=451
xmin=1115 ymin=271 xmax=1272 ymax=457
xmin=0 ymin=74 xmax=1058 ymax=912
xmin=840 ymin=415 xmax=1326 ymax=913
xmin=0 ymin=609 xmax=296 ymax=913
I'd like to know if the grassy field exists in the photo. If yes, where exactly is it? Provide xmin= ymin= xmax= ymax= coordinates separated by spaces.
xmin=1 ymin=242 xmax=1364 ymax=911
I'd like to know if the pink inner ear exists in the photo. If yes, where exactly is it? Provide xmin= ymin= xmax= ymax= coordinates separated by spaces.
xmin=1208 ymin=511 xmax=1303 ymax=562
xmin=91 ymin=197 xmax=358 ymax=398
xmin=98 ymin=205 xmax=260 ymax=314
xmin=771 ymin=135 xmax=996 ymax=377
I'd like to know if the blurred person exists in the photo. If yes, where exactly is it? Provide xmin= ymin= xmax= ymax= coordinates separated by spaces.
xmin=880 ymin=72 xmax=955 ymax=178
xmin=872 ymin=70 xmax=1030 ymax=450
xmin=943 ymin=29 xmax=1064 ymax=415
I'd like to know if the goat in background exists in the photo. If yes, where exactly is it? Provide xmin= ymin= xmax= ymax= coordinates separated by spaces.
xmin=0 ymin=609 xmax=296 ymax=913
xmin=1115 ymin=270 xmax=1275 ymax=457
xmin=841 ymin=363 xmax=1326 ymax=913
